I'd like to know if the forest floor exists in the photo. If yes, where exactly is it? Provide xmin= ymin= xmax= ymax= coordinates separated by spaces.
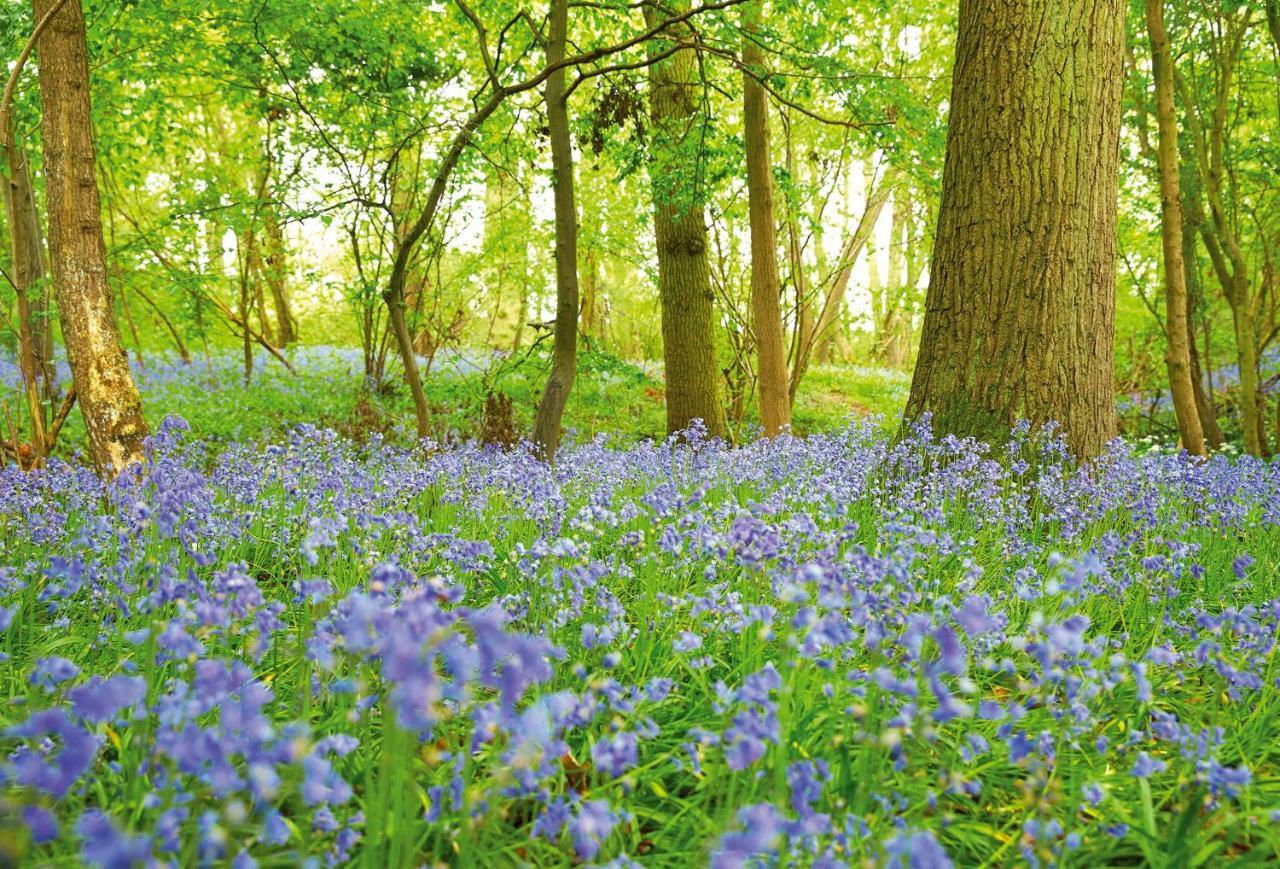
xmin=1 ymin=345 xmax=913 ymax=458
xmin=1 ymin=389 xmax=1278 ymax=866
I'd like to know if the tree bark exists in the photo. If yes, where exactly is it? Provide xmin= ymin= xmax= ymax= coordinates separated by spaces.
xmin=1175 ymin=18 xmax=1261 ymax=455
xmin=532 ymin=0 xmax=579 ymax=459
xmin=906 ymin=0 xmax=1123 ymax=458
xmin=34 ymin=0 xmax=148 ymax=474
xmin=789 ymin=168 xmax=893 ymax=400
xmin=1182 ymin=201 xmax=1225 ymax=449
xmin=263 ymin=207 xmax=296 ymax=345
xmin=2 ymin=123 xmax=54 ymax=394
xmin=1145 ymin=0 xmax=1204 ymax=455
xmin=742 ymin=4 xmax=790 ymax=436
xmin=2 ymin=124 xmax=50 ymax=463
xmin=645 ymin=1 xmax=726 ymax=439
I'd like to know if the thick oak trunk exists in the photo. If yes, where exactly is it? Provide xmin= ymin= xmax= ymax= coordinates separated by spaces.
xmin=34 ymin=0 xmax=148 ymax=474
xmin=532 ymin=0 xmax=579 ymax=459
xmin=646 ymin=2 xmax=725 ymax=439
xmin=906 ymin=0 xmax=1123 ymax=458
xmin=742 ymin=6 xmax=790 ymax=436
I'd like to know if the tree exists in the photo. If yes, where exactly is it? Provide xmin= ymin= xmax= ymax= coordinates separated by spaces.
xmin=1145 ymin=0 xmax=1204 ymax=455
xmin=741 ymin=1 xmax=789 ymax=436
xmin=645 ymin=1 xmax=726 ymax=440
xmin=34 ymin=0 xmax=148 ymax=473
xmin=531 ymin=0 xmax=579 ymax=459
xmin=906 ymin=0 xmax=1124 ymax=458
xmin=1175 ymin=8 xmax=1267 ymax=456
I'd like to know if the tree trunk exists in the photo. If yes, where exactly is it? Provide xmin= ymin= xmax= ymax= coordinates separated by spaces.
xmin=876 ymin=185 xmax=909 ymax=367
xmin=263 ymin=207 xmax=296 ymax=345
xmin=906 ymin=0 xmax=1123 ymax=458
xmin=742 ymin=5 xmax=790 ymax=436
xmin=1176 ymin=17 xmax=1259 ymax=455
xmin=1177 ymin=159 xmax=1225 ymax=449
xmin=1232 ymin=297 xmax=1263 ymax=455
xmin=790 ymin=169 xmax=893 ymax=400
xmin=1183 ymin=223 xmax=1225 ymax=449
xmin=581 ymin=245 xmax=602 ymax=340
xmin=2 ymin=122 xmax=54 ymax=394
xmin=531 ymin=0 xmax=579 ymax=459
xmin=645 ymin=1 xmax=725 ymax=440
xmin=34 ymin=0 xmax=148 ymax=474
xmin=1146 ymin=0 xmax=1204 ymax=455
xmin=2 ymin=124 xmax=50 ymax=463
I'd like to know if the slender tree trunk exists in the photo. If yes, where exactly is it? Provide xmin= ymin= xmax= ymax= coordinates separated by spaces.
xmin=2 ymin=123 xmax=54 ymax=394
xmin=742 ymin=4 xmax=790 ymax=436
xmin=875 ymin=185 xmax=906 ymax=366
xmin=1179 ymin=158 xmax=1225 ymax=448
xmin=1146 ymin=0 xmax=1204 ymax=455
xmin=906 ymin=0 xmax=1123 ymax=458
xmin=2 ymin=125 xmax=50 ymax=463
xmin=783 ymin=119 xmax=812 ymax=381
xmin=532 ymin=0 xmax=579 ymax=459
xmin=645 ymin=1 xmax=725 ymax=439
xmin=263 ymin=208 xmax=296 ymax=345
xmin=790 ymin=171 xmax=893 ymax=400
xmin=1232 ymin=296 xmax=1263 ymax=455
xmin=581 ymin=246 xmax=602 ymax=340
xmin=1177 ymin=20 xmax=1259 ymax=455
xmin=34 ymin=0 xmax=148 ymax=474
xmin=1184 ymin=241 xmax=1225 ymax=449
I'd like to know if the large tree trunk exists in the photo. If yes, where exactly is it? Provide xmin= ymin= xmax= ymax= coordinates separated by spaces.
xmin=1146 ymin=0 xmax=1204 ymax=455
xmin=34 ymin=0 xmax=148 ymax=474
xmin=645 ymin=1 xmax=725 ymax=440
xmin=906 ymin=0 xmax=1123 ymax=458
xmin=531 ymin=0 xmax=578 ymax=459
xmin=742 ymin=5 xmax=790 ymax=436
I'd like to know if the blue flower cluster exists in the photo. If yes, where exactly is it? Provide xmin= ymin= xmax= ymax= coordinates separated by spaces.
xmin=1 ymin=414 xmax=1277 ymax=866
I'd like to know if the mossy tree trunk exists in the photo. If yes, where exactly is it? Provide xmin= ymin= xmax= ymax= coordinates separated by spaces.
xmin=906 ymin=0 xmax=1123 ymax=458
xmin=34 ymin=0 xmax=148 ymax=474
xmin=645 ymin=1 xmax=725 ymax=440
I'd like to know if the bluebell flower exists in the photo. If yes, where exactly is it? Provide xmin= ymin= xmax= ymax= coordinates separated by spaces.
xmin=78 ymin=810 xmax=152 ymax=868
xmin=7 ymin=709 xmax=99 ymax=797
xmin=570 ymin=800 xmax=618 ymax=860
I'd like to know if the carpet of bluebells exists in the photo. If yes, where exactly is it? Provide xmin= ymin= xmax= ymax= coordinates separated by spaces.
xmin=2 ymin=415 xmax=1280 ymax=867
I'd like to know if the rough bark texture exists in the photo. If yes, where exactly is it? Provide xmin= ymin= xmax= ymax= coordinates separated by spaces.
xmin=646 ymin=2 xmax=726 ymax=439
xmin=1146 ymin=0 xmax=1204 ymax=455
xmin=742 ymin=6 xmax=790 ymax=436
xmin=34 ymin=0 xmax=148 ymax=474
xmin=906 ymin=0 xmax=1123 ymax=458
xmin=531 ymin=0 xmax=579 ymax=459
